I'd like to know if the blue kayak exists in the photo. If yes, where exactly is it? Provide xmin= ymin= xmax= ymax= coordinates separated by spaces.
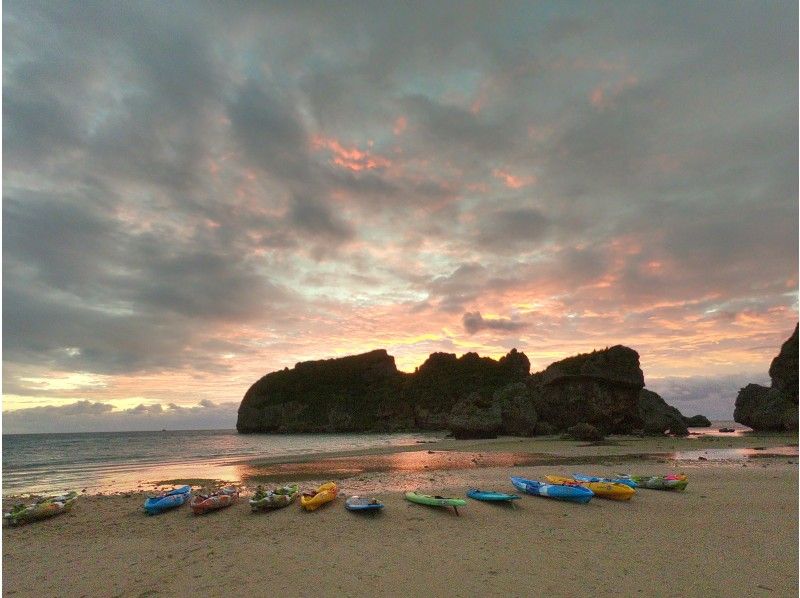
xmin=466 ymin=488 xmax=520 ymax=502
xmin=144 ymin=485 xmax=191 ymax=515
xmin=572 ymin=473 xmax=638 ymax=488
xmin=345 ymin=496 xmax=384 ymax=512
xmin=511 ymin=476 xmax=593 ymax=504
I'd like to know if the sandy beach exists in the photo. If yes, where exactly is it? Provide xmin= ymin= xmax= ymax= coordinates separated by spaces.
xmin=3 ymin=434 xmax=798 ymax=598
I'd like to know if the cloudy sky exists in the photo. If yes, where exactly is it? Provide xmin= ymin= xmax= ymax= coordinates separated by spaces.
xmin=3 ymin=1 xmax=797 ymax=432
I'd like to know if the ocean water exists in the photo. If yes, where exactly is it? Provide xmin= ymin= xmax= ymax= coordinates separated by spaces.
xmin=1 ymin=429 xmax=441 ymax=496
xmin=3 ymin=421 xmax=790 ymax=497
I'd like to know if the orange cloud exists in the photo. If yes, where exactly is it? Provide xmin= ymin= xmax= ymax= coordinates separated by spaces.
xmin=312 ymin=135 xmax=391 ymax=172
xmin=393 ymin=116 xmax=407 ymax=135
xmin=492 ymin=168 xmax=536 ymax=189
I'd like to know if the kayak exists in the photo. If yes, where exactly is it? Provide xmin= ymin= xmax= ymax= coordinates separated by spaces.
xmin=511 ymin=476 xmax=593 ymax=504
xmin=573 ymin=473 xmax=638 ymax=488
xmin=544 ymin=475 xmax=635 ymax=501
xmin=466 ymin=488 xmax=520 ymax=502
xmin=144 ymin=485 xmax=191 ymax=515
xmin=250 ymin=484 xmax=300 ymax=511
xmin=300 ymin=482 xmax=338 ymax=511
xmin=345 ymin=496 xmax=384 ymax=512
xmin=190 ymin=486 xmax=239 ymax=515
xmin=405 ymin=491 xmax=466 ymax=515
xmin=4 ymin=492 xmax=78 ymax=526
xmin=617 ymin=474 xmax=688 ymax=491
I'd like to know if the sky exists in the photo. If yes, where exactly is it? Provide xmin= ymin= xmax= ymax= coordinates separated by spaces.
xmin=2 ymin=1 xmax=797 ymax=433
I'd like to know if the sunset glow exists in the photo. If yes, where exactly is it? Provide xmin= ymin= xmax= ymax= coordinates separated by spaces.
xmin=3 ymin=2 xmax=797 ymax=432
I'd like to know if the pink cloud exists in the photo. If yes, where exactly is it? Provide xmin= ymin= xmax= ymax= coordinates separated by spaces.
xmin=393 ymin=116 xmax=407 ymax=135
xmin=312 ymin=135 xmax=391 ymax=172
xmin=589 ymin=75 xmax=639 ymax=110
xmin=492 ymin=168 xmax=536 ymax=189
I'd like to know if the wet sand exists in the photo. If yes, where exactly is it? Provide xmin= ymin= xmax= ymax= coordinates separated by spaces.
xmin=3 ymin=455 xmax=798 ymax=597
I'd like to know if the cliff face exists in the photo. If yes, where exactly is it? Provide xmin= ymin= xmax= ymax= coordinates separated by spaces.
xmin=237 ymin=345 xmax=706 ymax=437
xmin=734 ymin=325 xmax=799 ymax=431
xmin=237 ymin=349 xmax=405 ymax=433
xmin=532 ymin=346 xmax=645 ymax=434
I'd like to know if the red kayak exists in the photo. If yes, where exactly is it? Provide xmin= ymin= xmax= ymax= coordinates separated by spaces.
xmin=189 ymin=486 xmax=239 ymax=515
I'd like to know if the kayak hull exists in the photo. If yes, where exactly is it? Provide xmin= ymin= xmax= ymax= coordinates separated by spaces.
xmin=573 ymin=473 xmax=638 ymax=488
xmin=620 ymin=474 xmax=688 ymax=491
xmin=4 ymin=492 xmax=78 ymax=526
xmin=545 ymin=476 xmax=635 ymax=500
xmin=144 ymin=486 xmax=191 ymax=515
xmin=511 ymin=476 xmax=593 ymax=504
xmin=405 ymin=491 xmax=466 ymax=508
xmin=466 ymin=489 xmax=520 ymax=502
xmin=300 ymin=482 xmax=338 ymax=511
xmin=345 ymin=496 xmax=384 ymax=511
xmin=250 ymin=484 xmax=300 ymax=511
xmin=190 ymin=487 xmax=239 ymax=515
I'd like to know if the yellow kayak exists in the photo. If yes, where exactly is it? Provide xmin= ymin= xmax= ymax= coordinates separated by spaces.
xmin=300 ymin=482 xmax=338 ymax=511
xmin=545 ymin=475 xmax=635 ymax=501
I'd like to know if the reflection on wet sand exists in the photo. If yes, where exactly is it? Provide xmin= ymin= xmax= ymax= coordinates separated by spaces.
xmin=239 ymin=451 xmax=540 ymax=484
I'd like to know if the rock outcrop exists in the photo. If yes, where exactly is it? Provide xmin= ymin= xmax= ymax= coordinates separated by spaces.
xmin=447 ymin=392 xmax=503 ymax=439
xmin=531 ymin=346 xmax=645 ymax=434
xmin=237 ymin=344 xmax=708 ymax=437
xmin=638 ymin=389 xmax=689 ymax=436
xmin=683 ymin=414 xmax=712 ymax=427
xmin=734 ymin=325 xmax=799 ymax=432
xmin=237 ymin=349 xmax=405 ymax=433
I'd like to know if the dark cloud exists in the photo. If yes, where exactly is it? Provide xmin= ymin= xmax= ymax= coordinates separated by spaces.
xmin=462 ymin=311 xmax=527 ymax=334
xmin=228 ymin=81 xmax=311 ymax=181
xmin=475 ymin=208 xmax=550 ymax=252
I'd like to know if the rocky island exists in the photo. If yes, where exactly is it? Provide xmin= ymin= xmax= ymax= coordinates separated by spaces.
xmin=735 ymin=324 xmax=799 ymax=431
xmin=237 ymin=344 xmax=710 ymax=438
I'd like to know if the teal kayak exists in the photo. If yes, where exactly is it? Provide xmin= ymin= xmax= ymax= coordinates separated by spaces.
xmin=466 ymin=488 xmax=520 ymax=502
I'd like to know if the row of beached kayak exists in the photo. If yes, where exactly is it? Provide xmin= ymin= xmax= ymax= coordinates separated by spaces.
xmin=4 ymin=472 xmax=688 ymax=525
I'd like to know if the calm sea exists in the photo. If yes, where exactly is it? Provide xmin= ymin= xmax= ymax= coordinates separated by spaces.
xmin=1 ymin=429 xmax=441 ymax=496
xmin=2 ymin=422 xmax=779 ymax=497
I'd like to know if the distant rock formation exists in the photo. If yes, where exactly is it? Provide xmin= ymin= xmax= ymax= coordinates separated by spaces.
xmin=237 ymin=344 xmax=708 ymax=437
xmin=734 ymin=325 xmax=799 ymax=431
xmin=638 ymin=389 xmax=689 ymax=436
xmin=532 ymin=345 xmax=645 ymax=434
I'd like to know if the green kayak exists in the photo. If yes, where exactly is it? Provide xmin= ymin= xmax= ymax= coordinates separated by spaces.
xmin=4 ymin=492 xmax=78 ymax=526
xmin=405 ymin=491 xmax=466 ymax=515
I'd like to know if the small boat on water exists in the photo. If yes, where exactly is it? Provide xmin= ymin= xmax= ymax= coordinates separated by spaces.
xmin=144 ymin=485 xmax=191 ymax=515
xmin=617 ymin=474 xmax=688 ymax=491
xmin=300 ymin=482 xmax=338 ymax=511
xmin=545 ymin=475 xmax=635 ymax=501
xmin=572 ymin=473 xmax=638 ymax=488
xmin=511 ymin=476 xmax=593 ymax=504
xmin=345 ymin=496 xmax=384 ymax=512
xmin=4 ymin=492 xmax=78 ymax=526
xmin=405 ymin=491 xmax=466 ymax=515
xmin=190 ymin=486 xmax=239 ymax=515
xmin=250 ymin=484 xmax=300 ymax=512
